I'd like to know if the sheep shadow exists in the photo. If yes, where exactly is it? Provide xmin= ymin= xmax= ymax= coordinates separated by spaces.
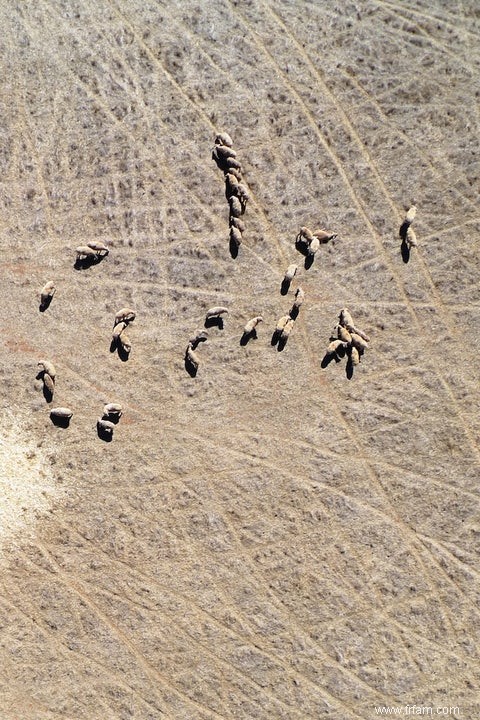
xmin=321 ymin=353 xmax=338 ymax=369
xmin=97 ymin=422 xmax=113 ymax=442
xmin=39 ymin=296 xmax=53 ymax=312
xmin=50 ymin=413 xmax=71 ymax=428
xmin=401 ymin=238 xmax=410 ymax=264
xmin=109 ymin=337 xmax=130 ymax=362
xmin=102 ymin=413 xmax=121 ymax=425
xmin=73 ymin=255 xmax=104 ymax=271
xmin=346 ymin=356 xmax=355 ymax=380
xmin=289 ymin=306 xmax=299 ymax=321
xmin=229 ymin=236 xmax=239 ymax=259
xmin=205 ymin=316 xmax=224 ymax=330
xmin=240 ymin=329 xmax=257 ymax=346
xmin=280 ymin=278 xmax=291 ymax=296
xmin=304 ymin=254 xmax=314 ymax=270
xmin=277 ymin=336 xmax=288 ymax=352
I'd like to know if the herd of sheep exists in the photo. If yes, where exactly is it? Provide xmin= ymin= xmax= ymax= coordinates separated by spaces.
xmin=35 ymin=131 xmax=418 ymax=436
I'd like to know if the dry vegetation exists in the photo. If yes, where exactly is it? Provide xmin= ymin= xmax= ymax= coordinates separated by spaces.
xmin=0 ymin=1 xmax=479 ymax=718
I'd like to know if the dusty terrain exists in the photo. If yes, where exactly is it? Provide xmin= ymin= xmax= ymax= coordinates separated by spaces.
xmin=1 ymin=1 xmax=479 ymax=718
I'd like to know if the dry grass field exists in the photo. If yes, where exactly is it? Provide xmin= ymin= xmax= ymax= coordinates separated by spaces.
xmin=1 ymin=1 xmax=479 ymax=718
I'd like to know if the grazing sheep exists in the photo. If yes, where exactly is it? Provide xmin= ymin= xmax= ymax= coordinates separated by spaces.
xmin=244 ymin=316 xmax=263 ymax=334
xmin=118 ymin=333 xmax=131 ymax=354
xmin=326 ymin=339 xmax=348 ymax=357
xmin=307 ymin=236 xmax=320 ymax=256
xmin=206 ymin=306 xmax=229 ymax=320
xmin=236 ymin=183 xmax=249 ymax=212
xmin=87 ymin=240 xmax=109 ymax=256
xmin=281 ymin=317 xmax=295 ymax=341
xmin=350 ymin=332 xmax=369 ymax=352
xmin=43 ymin=374 xmax=55 ymax=396
xmin=212 ymin=144 xmax=237 ymax=161
xmin=114 ymin=307 xmax=136 ymax=326
xmin=76 ymin=246 xmax=98 ymax=260
xmin=339 ymin=308 xmax=354 ymax=330
xmin=292 ymin=287 xmax=305 ymax=310
xmin=40 ymin=281 xmax=56 ymax=309
xmin=275 ymin=314 xmax=291 ymax=333
xmin=351 ymin=326 xmax=370 ymax=342
xmin=50 ymin=407 xmax=73 ymax=419
xmin=103 ymin=403 xmax=123 ymax=418
xmin=230 ymin=226 xmax=243 ymax=249
xmin=229 ymin=195 xmax=242 ymax=218
xmin=226 ymin=167 xmax=243 ymax=181
xmin=350 ymin=346 xmax=360 ymax=366
xmin=229 ymin=217 xmax=245 ymax=232
xmin=112 ymin=321 xmax=127 ymax=339
xmin=215 ymin=131 xmax=234 ymax=148
xmin=337 ymin=325 xmax=352 ymax=343
xmin=225 ymin=157 xmax=242 ymax=171
xmin=312 ymin=229 xmax=337 ymax=243
xmin=405 ymin=205 xmax=417 ymax=225
xmin=225 ymin=173 xmax=239 ymax=198
xmin=284 ymin=264 xmax=298 ymax=283
xmin=97 ymin=418 xmax=115 ymax=433
xmin=405 ymin=227 xmax=418 ymax=248
xmin=38 ymin=360 xmax=56 ymax=380
xmin=296 ymin=226 xmax=315 ymax=244
xmin=189 ymin=330 xmax=208 ymax=349
xmin=185 ymin=343 xmax=200 ymax=371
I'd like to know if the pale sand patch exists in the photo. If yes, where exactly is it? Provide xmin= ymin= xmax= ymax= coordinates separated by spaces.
xmin=0 ymin=412 xmax=58 ymax=549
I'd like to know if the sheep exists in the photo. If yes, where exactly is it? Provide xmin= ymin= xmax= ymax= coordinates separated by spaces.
xmin=76 ymin=246 xmax=98 ymax=260
xmin=212 ymin=144 xmax=237 ymax=162
xmin=350 ymin=346 xmax=360 ymax=366
xmin=38 ymin=360 xmax=56 ymax=380
xmin=114 ymin=307 xmax=135 ymax=326
xmin=280 ymin=317 xmax=295 ymax=341
xmin=244 ymin=316 xmax=263 ymax=334
xmin=229 ymin=195 xmax=242 ymax=218
xmin=236 ymin=183 xmax=249 ymax=212
xmin=405 ymin=227 xmax=418 ymax=248
xmin=284 ymin=264 xmax=298 ymax=283
xmin=185 ymin=343 xmax=200 ymax=371
xmin=118 ymin=333 xmax=131 ymax=354
xmin=337 ymin=325 xmax=352 ymax=343
xmin=215 ymin=131 xmax=234 ymax=148
xmin=292 ymin=287 xmax=305 ymax=310
xmin=351 ymin=326 xmax=370 ymax=342
xmin=296 ymin=226 xmax=315 ymax=245
xmin=103 ymin=403 xmax=123 ymax=419
xmin=312 ymin=229 xmax=337 ymax=243
xmin=339 ymin=308 xmax=354 ymax=330
xmin=225 ymin=173 xmax=239 ymax=198
xmin=350 ymin=332 xmax=369 ymax=352
xmin=229 ymin=217 xmax=245 ymax=233
xmin=225 ymin=157 xmax=242 ymax=171
xmin=275 ymin=315 xmax=291 ymax=333
xmin=226 ymin=167 xmax=243 ymax=181
xmin=40 ymin=281 xmax=56 ymax=310
xmin=50 ymin=407 xmax=73 ymax=427
xmin=189 ymin=330 xmax=208 ymax=350
xmin=87 ymin=240 xmax=109 ymax=256
xmin=206 ymin=306 xmax=229 ymax=320
xmin=230 ymin=226 xmax=243 ymax=249
xmin=307 ymin=236 xmax=320 ymax=256
xmin=326 ymin=339 xmax=348 ymax=357
xmin=97 ymin=418 xmax=115 ymax=433
xmin=112 ymin=321 xmax=127 ymax=340
xmin=50 ymin=407 xmax=73 ymax=419
xmin=405 ymin=205 xmax=417 ymax=225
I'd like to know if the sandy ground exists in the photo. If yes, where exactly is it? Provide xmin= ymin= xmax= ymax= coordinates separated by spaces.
xmin=0 ymin=1 xmax=479 ymax=718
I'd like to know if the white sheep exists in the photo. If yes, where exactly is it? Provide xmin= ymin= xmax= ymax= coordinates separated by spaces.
xmin=206 ymin=306 xmax=229 ymax=320
xmin=244 ymin=316 xmax=263 ymax=334
xmin=114 ymin=307 xmax=135 ymax=326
